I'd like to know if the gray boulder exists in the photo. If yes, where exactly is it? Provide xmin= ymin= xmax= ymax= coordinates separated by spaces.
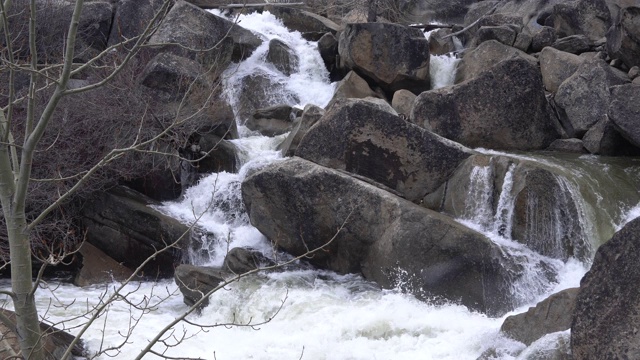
xmin=278 ymin=104 xmax=325 ymax=157
xmin=501 ymin=288 xmax=579 ymax=346
xmin=338 ymin=23 xmax=431 ymax=94
xmin=609 ymin=83 xmax=640 ymax=147
xmin=582 ymin=116 xmax=639 ymax=155
xmin=108 ymin=0 xmax=167 ymax=47
xmin=546 ymin=138 xmax=588 ymax=153
xmin=264 ymin=6 xmax=341 ymax=41
xmin=327 ymin=71 xmax=383 ymax=107
xmin=141 ymin=52 xmax=211 ymax=95
xmin=148 ymin=1 xmax=261 ymax=74
xmin=82 ymin=186 xmax=189 ymax=277
xmin=551 ymin=34 xmax=592 ymax=54
xmin=223 ymin=247 xmax=276 ymax=274
xmin=428 ymin=28 xmax=459 ymax=55
xmin=413 ymin=58 xmax=559 ymax=151
xmin=539 ymin=46 xmax=584 ymax=93
xmin=552 ymin=0 xmax=612 ymax=42
xmin=245 ymin=105 xmax=295 ymax=136
xmin=477 ymin=25 xmax=517 ymax=46
xmin=74 ymin=242 xmax=134 ymax=287
xmin=607 ymin=6 xmax=640 ymax=69
xmin=235 ymin=72 xmax=300 ymax=123
xmin=266 ymin=39 xmax=299 ymax=76
xmin=242 ymin=157 xmax=522 ymax=316
xmin=572 ymin=217 xmax=640 ymax=360
xmin=555 ymin=58 xmax=629 ymax=138
xmin=296 ymin=99 xmax=472 ymax=202
xmin=317 ymin=33 xmax=340 ymax=78
xmin=391 ymin=89 xmax=417 ymax=117
xmin=174 ymin=264 xmax=229 ymax=308
xmin=455 ymin=40 xmax=536 ymax=84
xmin=530 ymin=26 xmax=558 ymax=52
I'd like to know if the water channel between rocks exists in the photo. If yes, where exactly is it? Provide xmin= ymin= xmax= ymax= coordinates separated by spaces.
xmin=2 ymin=11 xmax=640 ymax=360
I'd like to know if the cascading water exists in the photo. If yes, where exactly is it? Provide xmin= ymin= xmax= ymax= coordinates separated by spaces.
xmin=2 ymin=12 xmax=640 ymax=360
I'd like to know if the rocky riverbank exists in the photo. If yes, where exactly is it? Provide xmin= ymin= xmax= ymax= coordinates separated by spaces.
xmin=5 ymin=0 xmax=640 ymax=358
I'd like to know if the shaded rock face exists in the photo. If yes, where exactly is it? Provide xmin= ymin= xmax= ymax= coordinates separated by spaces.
xmin=82 ymin=186 xmax=189 ymax=277
xmin=338 ymin=23 xmax=430 ymax=94
xmin=607 ymin=6 xmax=640 ymax=69
xmin=555 ymin=58 xmax=629 ymax=138
xmin=572 ymin=217 xmax=640 ymax=360
xmin=74 ymin=243 xmax=134 ymax=287
xmin=296 ymin=99 xmax=472 ymax=202
xmin=242 ymin=157 xmax=521 ymax=316
xmin=412 ymin=58 xmax=559 ymax=151
xmin=477 ymin=25 xmax=517 ymax=46
xmin=501 ymin=288 xmax=579 ymax=346
xmin=454 ymin=40 xmax=536 ymax=84
xmin=582 ymin=116 xmax=639 ymax=156
xmin=551 ymin=34 xmax=592 ymax=54
xmin=317 ymin=33 xmax=340 ymax=79
xmin=609 ymin=84 xmax=640 ymax=147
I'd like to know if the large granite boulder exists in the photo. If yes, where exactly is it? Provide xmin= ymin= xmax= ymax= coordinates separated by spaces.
xmin=539 ymin=46 xmax=584 ymax=93
xmin=607 ymin=6 xmax=640 ymax=69
xmin=501 ymin=288 xmax=579 ymax=346
xmin=296 ymin=99 xmax=472 ymax=202
xmin=572 ymin=217 xmax=640 ymax=359
xmin=338 ymin=23 xmax=431 ymax=94
xmin=82 ymin=186 xmax=189 ymax=277
xmin=455 ymin=40 xmax=536 ymax=84
xmin=174 ymin=264 xmax=229 ymax=308
xmin=412 ymin=58 xmax=559 ymax=151
xmin=266 ymin=39 xmax=299 ymax=76
xmin=555 ymin=58 xmax=629 ymax=138
xmin=608 ymin=83 xmax=640 ymax=147
xmin=148 ymin=1 xmax=261 ymax=74
xmin=552 ymin=0 xmax=612 ymax=42
xmin=242 ymin=157 xmax=523 ymax=316
xmin=582 ymin=116 xmax=639 ymax=155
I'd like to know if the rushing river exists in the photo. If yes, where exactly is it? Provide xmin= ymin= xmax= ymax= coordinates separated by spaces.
xmin=2 ymin=11 xmax=640 ymax=360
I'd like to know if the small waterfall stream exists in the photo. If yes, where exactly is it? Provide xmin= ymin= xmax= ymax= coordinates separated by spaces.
xmin=2 ymin=12 xmax=640 ymax=360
